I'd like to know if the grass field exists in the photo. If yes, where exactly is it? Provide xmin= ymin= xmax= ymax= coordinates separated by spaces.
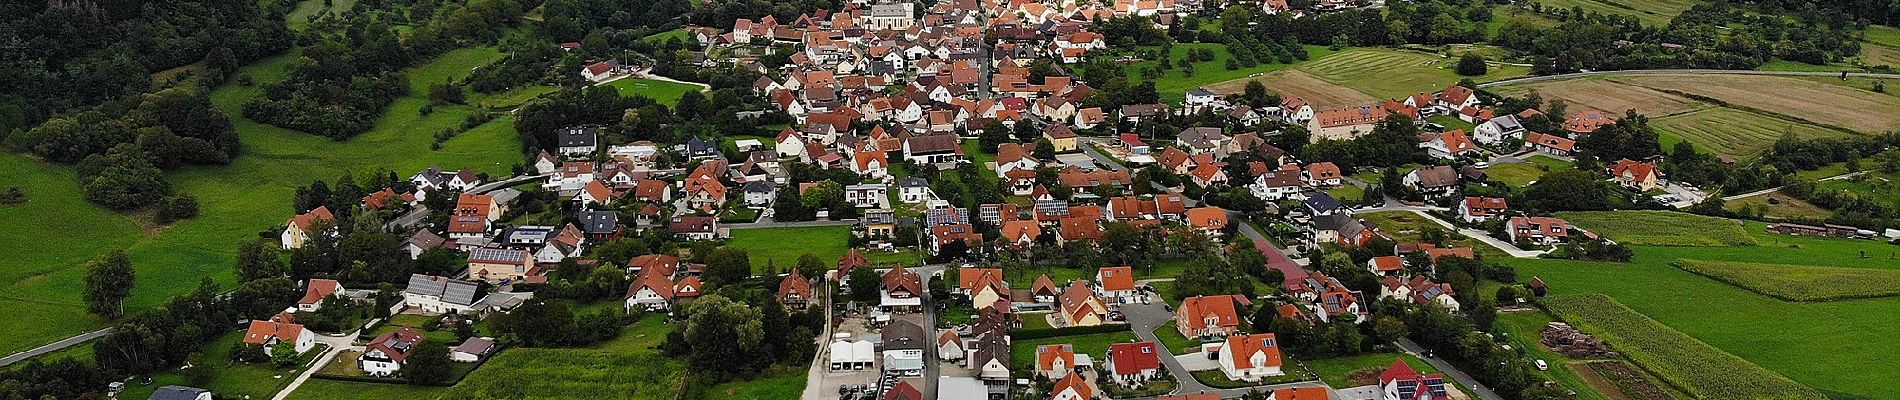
xmin=1554 ymin=211 xmax=1757 ymax=247
xmin=1723 ymin=191 xmax=1832 ymax=220
xmin=0 ymin=46 xmax=524 ymax=356
xmin=1534 ymin=0 xmax=1697 ymax=26
xmin=1652 ymin=108 xmax=1845 ymax=160
xmin=1673 ymin=259 xmax=1900 ymax=302
xmin=1009 ymin=331 xmax=1140 ymax=371
xmin=1127 ymin=43 xmax=1337 ymax=103
xmin=701 ymin=367 xmax=808 ymax=400
xmin=1814 ymin=171 xmax=1900 ymax=212
xmin=1543 ymin=294 xmax=1826 ymax=400
xmin=1152 ymin=322 xmax=1202 ymax=354
xmin=608 ymin=78 xmax=704 ymax=107
xmin=1503 ymin=225 xmax=1900 ymax=399
xmin=118 ymin=329 xmax=322 ymax=400
xmin=1611 ymin=74 xmax=1900 ymax=133
xmin=1304 ymin=353 xmax=1441 ymax=389
xmin=1493 ymin=311 xmax=1627 ymax=400
xmin=643 ymin=28 xmax=691 ymax=44
xmin=1323 ymin=184 xmax=1366 ymax=203
xmin=1290 ymin=48 xmax=1531 ymax=99
xmin=1483 ymin=162 xmax=1545 ymax=187
xmin=725 ymin=225 xmax=852 ymax=274
xmin=285 ymin=0 xmax=359 ymax=30
xmin=291 ymin=315 xmax=687 ymax=399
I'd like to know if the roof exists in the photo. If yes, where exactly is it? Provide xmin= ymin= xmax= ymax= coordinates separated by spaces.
xmin=1524 ymin=132 xmax=1576 ymax=151
xmin=243 ymin=318 xmax=304 ymax=346
xmin=1610 ymin=158 xmax=1659 ymax=181
xmin=468 ymin=247 xmax=529 ymax=265
xmin=1370 ymin=256 xmax=1404 ymax=273
xmin=627 ymin=273 xmax=675 ymax=300
xmin=1051 ymin=372 xmax=1092 ymax=399
xmin=883 ymin=320 xmax=928 ymax=351
xmin=906 ymin=133 xmax=962 ymax=154
xmin=1108 ymin=342 xmax=1161 ymax=375
xmin=1409 ymin=166 xmax=1460 ymax=188
xmin=1035 ymin=344 xmax=1076 ymax=371
xmin=883 ymin=266 xmax=924 ymax=295
xmin=366 ymin=326 xmax=425 ymax=362
xmin=1185 ymin=206 xmax=1229 ymax=230
xmin=558 ymin=126 xmax=599 ymax=148
xmin=957 ymin=267 xmax=1011 ymax=298
xmin=887 ymin=381 xmax=924 ymax=400
xmin=1098 ymin=266 xmax=1135 ymax=291
xmin=148 ymin=386 xmax=211 ymax=400
xmin=1272 ymin=387 xmax=1331 ymax=400
xmin=778 ymin=270 xmax=813 ymax=302
xmin=298 ymin=279 xmax=341 ymax=306
xmin=1177 ymin=295 xmax=1240 ymax=331
xmin=1223 ymin=333 xmax=1282 ymax=369
xmin=453 ymin=337 xmax=495 ymax=355
xmin=1001 ymin=219 xmax=1041 ymax=242
xmin=403 ymin=274 xmax=480 ymax=305
xmin=1058 ymin=280 xmax=1102 ymax=322
xmin=1031 ymin=274 xmax=1059 ymax=296
xmin=287 ymin=206 xmax=335 ymax=233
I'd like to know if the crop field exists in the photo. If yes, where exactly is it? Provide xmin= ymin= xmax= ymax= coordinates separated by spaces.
xmin=609 ymin=78 xmax=704 ymax=107
xmin=1216 ymin=70 xmax=1380 ymax=109
xmin=725 ymin=225 xmax=852 ymax=274
xmin=1125 ymin=43 xmax=1337 ymax=103
xmin=1554 ymin=211 xmax=1757 ymax=247
xmin=1674 ymin=259 xmax=1900 ymax=302
xmin=1493 ymin=78 xmax=1704 ymax=117
xmin=1543 ymin=294 xmax=1827 ymax=400
xmin=1611 ymin=74 xmax=1900 ymax=133
xmin=1534 ymin=0 xmax=1697 ymax=26
xmin=1292 ymin=48 xmax=1530 ymax=99
xmin=1651 ymin=108 xmax=1845 ymax=159
xmin=0 ymin=46 xmax=524 ymax=356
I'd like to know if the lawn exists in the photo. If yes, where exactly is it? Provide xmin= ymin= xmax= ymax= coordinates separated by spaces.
xmin=1005 ymin=266 xmax=1092 ymax=291
xmin=1672 ymin=259 xmax=1900 ymax=302
xmin=0 ymin=46 xmax=523 ymax=356
xmin=119 ymin=329 xmax=325 ymax=400
xmin=1482 ymin=162 xmax=1545 ymax=187
xmin=1009 ymin=331 xmax=1140 ymax=371
xmin=1554 ymin=210 xmax=1757 ymax=247
xmin=1304 ymin=353 xmax=1440 ymax=389
xmin=1323 ymin=183 xmax=1366 ymax=202
xmin=700 ymin=366 xmax=808 ymax=400
xmin=1426 ymin=115 xmax=1475 ymax=132
xmin=1127 ymin=43 xmax=1338 ymax=103
xmin=1814 ymin=171 xmax=1900 ymax=212
xmin=1189 ymin=360 xmax=1311 ymax=388
xmin=725 ymin=225 xmax=852 ymax=274
xmin=643 ymin=28 xmax=691 ymax=44
xmin=1357 ymin=211 xmax=1508 ymax=259
xmin=1525 ymin=155 xmax=1571 ymax=170
xmin=1502 ymin=229 xmax=1900 ymax=399
xmin=1152 ymin=322 xmax=1203 ymax=354
xmin=608 ymin=78 xmax=703 ymax=107
xmin=1533 ymin=0 xmax=1697 ymax=26
xmin=1651 ymin=108 xmax=1845 ymax=160
xmin=1543 ymin=294 xmax=1825 ymax=400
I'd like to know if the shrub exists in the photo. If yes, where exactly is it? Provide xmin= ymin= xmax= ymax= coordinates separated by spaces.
xmin=156 ymin=194 xmax=200 ymax=223
xmin=1455 ymin=53 xmax=1488 ymax=76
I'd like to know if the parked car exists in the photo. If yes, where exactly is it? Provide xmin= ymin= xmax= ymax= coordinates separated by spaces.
xmin=1535 ymin=359 xmax=1549 ymax=371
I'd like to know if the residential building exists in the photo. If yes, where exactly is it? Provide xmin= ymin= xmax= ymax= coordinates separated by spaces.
xmin=466 ymin=247 xmax=533 ymax=284
xmin=883 ymin=320 xmax=928 ymax=376
xmin=1096 ymin=266 xmax=1137 ymax=304
xmin=281 ymin=206 xmax=335 ymax=250
xmin=296 ymin=279 xmax=342 ymax=312
xmin=1379 ymin=360 xmax=1450 ymax=400
xmin=1609 ymin=158 xmax=1662 ymax=192
xmin=1402 ymin=166 xmax=1461 ymax=198
xmin=1034 ymin=344 xmax=1078 ymax=379
xmin=243 ymin=312 xmax=316 ymax=354
xmin=881 ymin=266 xmax=925 ymax=313
xmin=1458 ymin=197 xmax=1508 ymax=223
xmin=1058 ymin=280 xmax=1107 ymax=327
xmin=1175 ymin=295 xmax=1242 ymax=339
xmin=1217 ymin=333 xmax=1284 ymax=381
xmin=401 ymin=274 xmax=482 ymax=315
xmin=1507 ymin=216 xmax=1570 ymax=245
xmin=1105 ymin=341 xmax=1162 ymax=386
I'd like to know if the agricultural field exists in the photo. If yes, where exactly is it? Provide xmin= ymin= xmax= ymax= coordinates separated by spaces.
xmin=1723 ymin=191 xmax=1832 ymax=220
xmin=1651 ymin=108 xmax=1845 ymax=160
xmin=1212 ymin=70 xmax=1378 ymax=110
xmin=1554 ymin=210 xmax=1757 ymax=246
xmin=700 ymin=367 xmax=808 ymax=399
xmin=1290 ymin=48 xmax=1531 ymax=99
xmin=1482 ymin=162 xmax=1546 ymax=187
xmin=1125 ymin=43 xmax=1337 ymax=103
xmin=724 ymin=225 xmax=852 ymax=274
xmin=1542 ymin=294 xmax=1826 ymax=400
xmin=1532 ymin=0 xmax=1698 ymax=26
xmin=1673 ymin=259 xmax=1900 ymax=302
xmin=0 ymin=46 xmax=525 ymax=356
xmin=1611 ymin=74 xmax=1900 ymax=133
xmin=608 ymin=78 xmax=705 ymax=106
xmin=1491 ymin=77 xmax=1704 ymax=117
xmin=1491 ymin=312 xmax=1619 ymax=400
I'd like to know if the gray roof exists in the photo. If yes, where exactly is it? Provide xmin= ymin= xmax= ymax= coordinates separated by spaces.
xmin=467 ymin=247 xmax=528 ymax=263
xmin=1410 ymin=166 xmax=1461 ymax=188
xmin=454 ymin=337 xmax=496 ymax=355
xmin=559 ymin=127 xmax=599 ymax=148
xmin=1177 ymin=127 xmax=1226 ymax=149
xmin=405 ymin=274 xmax=480 ymax=306
xmin=744 ymin=180 xmax=775 ymax=193
xmin=579 ymin=209 xmax=619 ymax=234
xmin=1304 ymin=192 xmax=1341 ymax=212
xmin=882 ymin=320 xmax=928 ymax=351
xmin=1187 ymin=88 xmax=1216 ymax=97
xmin=148 ymin=386 xmax=209 ymax=400
xmin=1482 ymin=115 xmax=1524 ymax=132
xmin=900 ymin=177 xmax=930 ymax=188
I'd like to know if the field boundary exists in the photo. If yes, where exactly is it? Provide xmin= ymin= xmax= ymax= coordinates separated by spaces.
xmin=1615 ymin=82 xmax=1867 ymax=137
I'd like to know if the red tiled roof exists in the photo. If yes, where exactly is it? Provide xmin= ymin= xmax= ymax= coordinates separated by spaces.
xmin=1107 ymin=342 xmax=1161 ymax=375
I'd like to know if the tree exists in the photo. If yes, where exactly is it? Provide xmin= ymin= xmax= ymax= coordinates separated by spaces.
xmin=847 ymin=265 xmax=880 ymax=303
xmin=702 ymin=248 xmax=753 ymax=287
xmin=154 ymin=195 xmax=200 ymax=223
xmin=1521 ymin=169 xmax=1608 ymax=211
xmin=405 ymin=340 xmax=453 ymax=385
xmin=1454 ymin=54 xmax=1488 ymax=76
xmin=1034 ymin=137 xmax=1056 ymax=160
xmin=679 ymin=295 xmax=769 ymax=382
xmin=84 ymin=250 xmax=136 ymax=319
xmin=979 ymin=120 xmax=1012 ymax=152
xmin=270 ymin=342 xmax=300 ymax=368
xmin=236 ymin=239 xmax=286 ymax=283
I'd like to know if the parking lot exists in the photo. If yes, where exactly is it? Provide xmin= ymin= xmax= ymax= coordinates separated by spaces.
xmin=810 ymin=312 xmax=891 ymax=400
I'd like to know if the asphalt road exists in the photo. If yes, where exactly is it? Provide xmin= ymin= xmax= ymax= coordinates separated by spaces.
xmin=0 ymin=327 xmax=110 ymax=367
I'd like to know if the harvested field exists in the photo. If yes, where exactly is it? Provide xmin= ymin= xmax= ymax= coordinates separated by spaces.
xmin=1723 ymin=191 xmax=1832 ymax=220
xmin=1611 ymin=74 xmax=1900 ymax=133
xmin=1494 ymin=78 xmax=1703 ymax=117
xmin=1216 ymin=70 xmax=1379 ymax=109
xmin=1295 ymin=48 xmax=1529 ymax=99
xmin=1544 ymin=294 xmax=1827 ymax=400
xmin=1652 ymin=108 xmax=1845 ymax=159
xmin=1568 ymin=363 xmax=1636 ymax=400
xmin=1672 ymin=259 xmax=1900 ymax=302
xmin=1535 ymin=0 xmax=1697 ymax=26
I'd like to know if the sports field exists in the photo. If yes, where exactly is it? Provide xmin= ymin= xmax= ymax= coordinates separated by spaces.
xmin=1505 ymin=217 xmax=1900 ymax=399
xmin=1652 ymin=108 xmax=1845 ymax=159
xmin=1534 ymin=0 xmax=1697 ymax=26
xmin=0 ymin=46 xmax=523 ymax=355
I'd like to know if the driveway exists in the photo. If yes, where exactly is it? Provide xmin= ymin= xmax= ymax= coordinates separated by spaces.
xmin=270 ymin=331 xmax=363 ymax=400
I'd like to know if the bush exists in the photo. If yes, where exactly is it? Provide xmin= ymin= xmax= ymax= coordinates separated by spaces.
xmin=156 ymin=195 xmax=200 ymax=223
xmin=0 ymin=187 xmax=23 ymax=204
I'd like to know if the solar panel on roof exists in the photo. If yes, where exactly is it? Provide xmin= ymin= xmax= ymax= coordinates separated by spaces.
xmin=442 ymin=280 xmax=479 ymax=305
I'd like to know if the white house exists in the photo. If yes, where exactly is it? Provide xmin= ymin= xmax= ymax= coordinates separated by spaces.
xmin=242 ymin=314 xmax=316 ymax=355
xmin=401 ymin=274 xmax=481 ymax=315
xmin=450 ymin=337 xmax=496 ymax=362
xmin=360 ymin=326 xmax=424 ymax=377
xmin=1105 ymin=342 xmax=1163 ymax=386
xmin=1472 ymin=115 xmax=1526 ymax=146
xmin=844 ymin=183 xmax=889 ymax=208
xmin=899 ymin=178 xmax=935 ymax=204
xmin=1217 ymin=333 xmax=1285 ymax=382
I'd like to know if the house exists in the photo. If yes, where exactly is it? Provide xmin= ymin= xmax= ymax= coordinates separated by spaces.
xmin=1522 ymin=132 xmax=1576 ymax=156
xmin=1402 ymin=166 xmax=1461 ymax=198
xmin=1120 ymin=103 xmax=1168 ymax=124
xmin=742 ymin=181 xmax=776 ymax=207
xmin=1058 ymin=280 xmax=1107 ymax=327
xmin=1458 ymin=197 xmax=1508 ymax=223
xmin=929 ymin=224 xmax=982 ymax=255
xmin=1185 ymin=206 xmax=1230 ymax=237
xmin=1105 ymin=342 xmax=1163 ymax=386
xmin=1307 ymin=106 xmax=1390 ymax=141
xmin=1050 ymin=373 xmax=1095 ymax=400
xmin=899 ymin=177 xmax=935 ymax=203
xmin=581 ymin=61 xmax=618 ymax=82
xmin=1381 ymin=276 xmax=1460 ymax=312
xmin=1379 ymin=360 xmax=1450 ymax=400
xmin=360 ymin=326 xmax=425 ymax=376
xmin=778 ymin=269 xmax=813 ymax=310
xmin=1044 ymin=124 xmax=1080 ymax=153
xmin=411 ymin=166 xmax=481 ymax=192
xmin=1436 ymin=85 xmax=1479 ymax=113
xmin=401 ymin=274 xmax=482 ymax=315
xmin=627 ymin=254 xmax=680 ymax=279
xmin=450 ymin=337 xmax=496 ymax=362
xmin=887 ymin=381 xmax=924 ymax=400
xmin=1562 ymin=110 xmax=1614 ymax=136
xmin=957 ymin=267 xmax=1012 ymax=309
xmin=1034 ymin=344 xmax=1079 ymax=379
xmin=883 ymin=320 xmax=928 ymax=375
xmin=1185 ymin=87 xmax=1220 ymax=108
xmin=938 ymin=330 xmax=964 ymax=362
xmin=1031 ymin=274 xmax=1061 ymax=303
xmin=1472 ymin=115 xmax=1525 ymax=146
xmin=556 ymin=126 xmax=599 ymax=157
xmin=1367 ymin=255 xmax=1406 ymax=276
xmin=1175 ymin=295 xmax=1242 ymax=339
xmin=281 ymin=206 xmax=335 ymax=250
xmin=296 ymin=279 xmax=342 ymax=312
xmin=1252 ymin=164 xmax=1305 ymax=201
xmin=904 ymin=133 xmax=967 ymax=165
xmin=578 ymin=209 xmax=621 ymax=239
xmin=1507 ymin=216 xmax=1570 ymax=245
xmin=843 ymin=183 xmax=889 ymax=209
xmin=1304 ymin=192 xmax=1347 ymax=217
xmin=1281 ymin=97 xmax=1315 ymax=123
xmin=1270 ymin=387 xmax=1332 ymax=400
xmin=881 ymin=266 xmax=925 ymax=313
xmin=243 ymin=312 xmax=316 ymax=354
xmin=1217 ymin=333 xmax=1284 ymax=381
xmin=1096 ymin=266 xmax=1137 ymax=304
xmin=1119 ymin=133 xmax=1150 ymax=155
xmin=669 ymin=216 xmax=720 ymax=240
xmin=466 ymin=248 xmax=533 ymax=284
xmin=1292 ymin=271 xmax=1367 ymax=323
xmin=624 ymin=273 xmax=678 ymax=311
xmin=1304 ymin=162 xmax=1343 ymax=187
xmin=1075 ymin=107 xmax=1106 ymax=129
xmin=1229 ymin=105 xmax=1263 ymax=126
xmin=1177 ymin=127 xmax=1229 ymax=155
xmin=1609 ymin=158 xmax=1662 ymax=191
xmin=148 ymin=386 xmax=213 ymax=400
xmin=1419 ymin=130 xmax=1479 ymax=159
xmin=994 ymin=143 xmax=1040 ymax=178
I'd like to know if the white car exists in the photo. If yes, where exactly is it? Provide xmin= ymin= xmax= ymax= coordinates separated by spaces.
xmin=1473 ymin=162 xmax=1490 ymax=169
xmin=1535 ymin=359 xmax=1549 ymax=371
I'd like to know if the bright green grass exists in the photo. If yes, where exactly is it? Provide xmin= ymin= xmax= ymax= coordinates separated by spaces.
xmin=1005 ymin=266 xmax=1091 ymax=291
xmin=1152 ymin=322 xmax=1202 ymax=354
xmin=608 ymin=78 xmax=703 ymax=106
xmin=1133 ymin=43 xmax=1338 ymax=103
xmin=120 ymin=329 xmax=323 ymax=399
xmin=1296 ymin=48 xmax=1530 ymax=99
xmin=1544 ymin=294 xmax=1826 ymax=400
xmin=1756 ymin=59 xmax=1853 ymax=72
xmin=1525 ymin=155 xmax=1571 ymax=170
xmin=473 ymin=85 xmax=559 ymax=109
xmin=961 ymin=139 xmax=997 ymax=181
xmin=1554 ymin=210 xmax=1758 ymax=247
xmin=281 ymin=378 xmax=449 ymax=400
xmin=1672 ymin=259 xmax=1900 ymax=302
xmin=1323 ymin=184 xmax=1366 ymax=203
xmin=0 ymin=154 xmax=133 ymax=354
xmin=1426 ymin=115 xmax=1476 ymax=132
xmin=285 ymin=0 xmax=358 ymax=29
xmin=1019 ymin=313 xmax=1056 ymax=331
xmin=700 ymin=366 xmax=807 ymax=400
xmin=1865 ymin=25 xmax=1900 ymax=49
xmin=0 ymin=47 xmax=522 ymax=356
xmin=1483 ymin=162 xmax=1545 ymax=187
xmin=1651 ymin=108 xmax=1844 ymax=160
xmin=1304 ymin=353 xmax=1440 ymax=389
xmin=1493 ymin=312 xmax=1616 ymax=400
xmin=1814 ymin=171 xmax=1900 ymax=212
xmin=1357 ymin=211 xmax=1507 ymax=259
xmin=1504 ymin=233 xmax=1900 ymax=399
xmin=643 ymin=28 xmax=691 ymax=44
xmin=1009 ymin=331 xmax=1140 ymax=371
xmin=725 ymin=225 xmax=852 ymax=274
xmin=1534 ymin=0 xmax=1697 ymax=26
